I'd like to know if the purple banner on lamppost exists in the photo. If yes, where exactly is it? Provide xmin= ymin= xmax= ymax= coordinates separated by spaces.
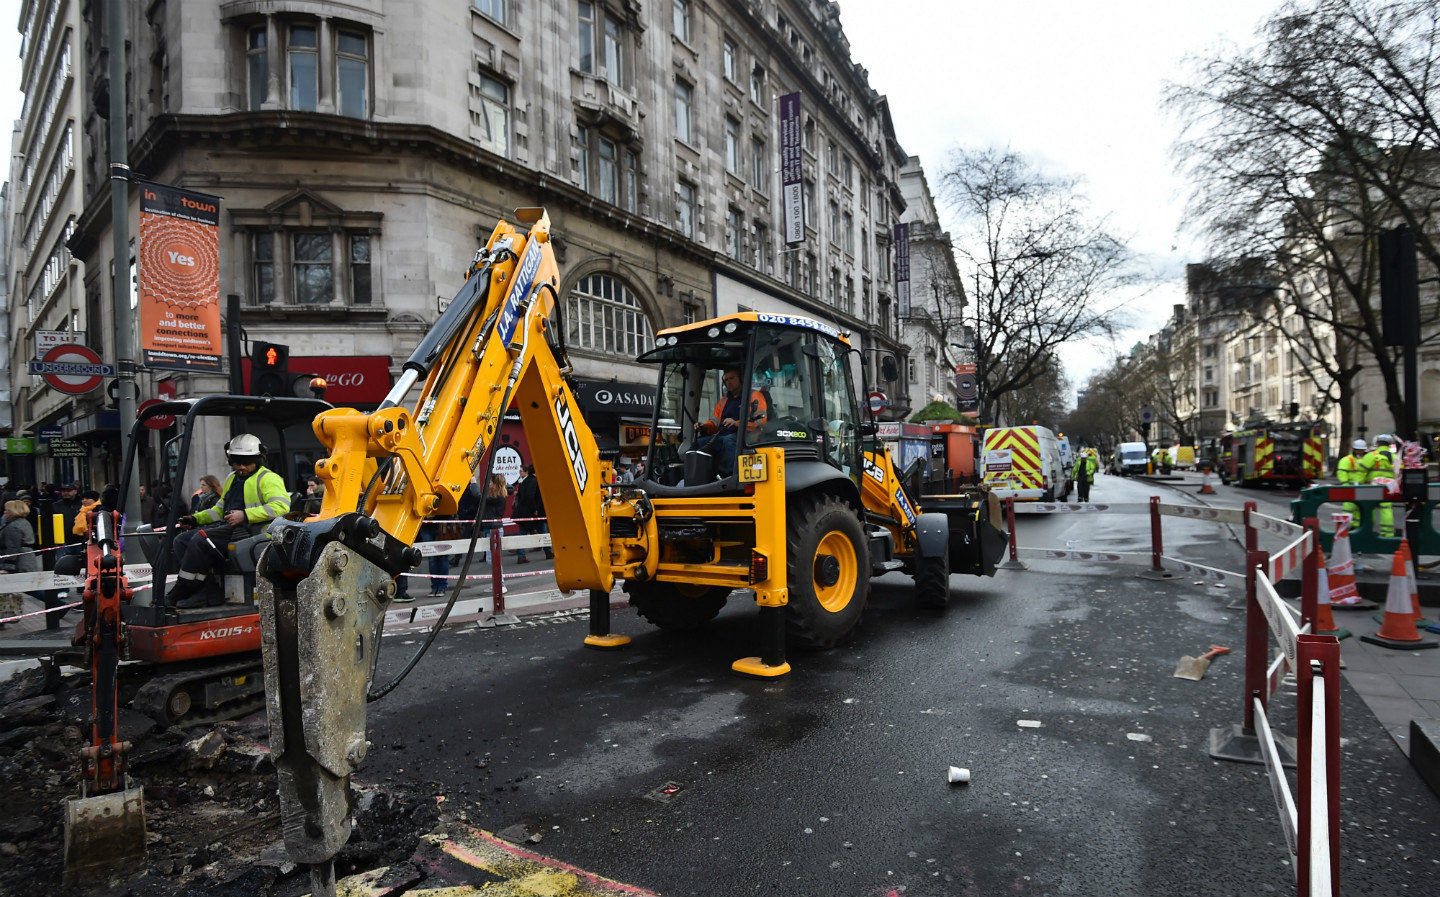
xmin=780 ymin=92 xmax=804 ymax=245
xmin=894 ymin=222 xmax=911 ymax=316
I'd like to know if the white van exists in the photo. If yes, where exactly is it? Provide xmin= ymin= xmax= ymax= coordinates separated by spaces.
xmin=1113 ymin=441 xmax=1149 ymax=476
xmin=982 ymin=426 xmax=1067 ymax=501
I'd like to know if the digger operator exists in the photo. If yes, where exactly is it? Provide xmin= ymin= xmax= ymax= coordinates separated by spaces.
xmin=167 ymin=434 xmax=290 ymax=608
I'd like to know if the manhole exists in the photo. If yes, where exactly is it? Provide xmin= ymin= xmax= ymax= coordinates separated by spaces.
xmin=642 ymin=781 xmax=686 ymax=803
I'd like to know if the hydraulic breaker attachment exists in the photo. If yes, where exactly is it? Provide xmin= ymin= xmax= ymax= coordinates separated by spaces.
xmin=258 ymin=514 xmax=409 ymax=891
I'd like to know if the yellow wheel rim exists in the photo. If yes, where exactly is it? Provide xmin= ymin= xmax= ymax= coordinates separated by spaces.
xmin=813 ymin=531 xmax=858 ymax=613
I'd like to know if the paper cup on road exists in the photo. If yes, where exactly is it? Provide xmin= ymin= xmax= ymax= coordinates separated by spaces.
xmin=947 ymin=766 xmax=970 ymax=784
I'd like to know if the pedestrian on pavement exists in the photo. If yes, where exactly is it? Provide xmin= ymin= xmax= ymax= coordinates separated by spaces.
xmin=512 ymin=463 xmax=551 ymax=563
xmin=167 ymin=434 xmax=289 ymax=608
xmin=191 ymin=474 xmax=223 ymax=513
xmin=480 ymin=474 xmax=509 ymax=563
xmin=616 ymin=456 xmax=634 ymax=484
xmin=1073 ymin=449 xmax=1098 ymax=502
xmin=137 ymin=484 xmax=155 ymax=527
xmin=420 ymin=480 xmax=484 ymax=598
xmin=0 ymin=500 xmax=42 ymax=629
xmin=46 ymin=481 xmax=87 ymax=627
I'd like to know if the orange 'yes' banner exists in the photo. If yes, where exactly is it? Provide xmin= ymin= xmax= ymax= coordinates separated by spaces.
xmin=138 ymin=180 xmax=223 ymax=372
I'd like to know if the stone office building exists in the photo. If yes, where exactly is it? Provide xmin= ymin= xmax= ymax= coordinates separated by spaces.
xmin=7 ymin=0 xmax=915 ymax=488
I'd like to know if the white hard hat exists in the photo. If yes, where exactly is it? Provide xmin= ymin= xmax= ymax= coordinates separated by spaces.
xmin=1352 ymin=439 xmax=1368 ymax=450
xmin=225 ymin=433 xmax=266 ymax=460
xmin=1377 ymin=433 xmax=1395 ymax=445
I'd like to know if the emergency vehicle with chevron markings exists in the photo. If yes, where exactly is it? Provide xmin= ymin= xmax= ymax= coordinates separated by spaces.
xmin=1219 ymin=420 xmax=1324 ymax=488
xmin=981 ymin=425 xmax=1068 ymax=501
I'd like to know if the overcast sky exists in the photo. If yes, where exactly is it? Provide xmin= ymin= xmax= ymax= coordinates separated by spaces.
xmin=1 ymin=1 xmax=1282 ymax=395
xmin=838 ymin=0 xmax=1284 ymax=393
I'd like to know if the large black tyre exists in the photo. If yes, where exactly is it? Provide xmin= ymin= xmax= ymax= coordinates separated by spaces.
xmin=784 ymin=494 xmax=870 ymax=648
xmin=625 ymin=580 xmax=731 ymax=632
xmin=914 ymin=547 xmax=951 ymax=609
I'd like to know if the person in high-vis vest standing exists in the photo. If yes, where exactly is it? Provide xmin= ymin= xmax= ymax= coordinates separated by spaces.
xmin=1336 ymin=439 xmax=1371 ymax=528
xmin=167 ymin=434 xmax=290 ymax=608
xmin=1362 ymin=435 xmax=1397 ymax=538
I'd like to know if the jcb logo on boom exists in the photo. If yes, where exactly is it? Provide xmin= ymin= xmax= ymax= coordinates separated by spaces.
xmin=556 ymin=393 xmax=589 ymax=491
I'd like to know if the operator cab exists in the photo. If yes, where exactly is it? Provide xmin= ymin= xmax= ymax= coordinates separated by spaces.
xmin=115 ymin=395 xmax=333 ymax=621
xmin=636 ymin=313 xmax=864 ymax=492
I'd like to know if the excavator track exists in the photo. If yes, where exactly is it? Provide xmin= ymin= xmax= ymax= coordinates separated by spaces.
xmin=131 ymin=654 xmax=267 ymax=728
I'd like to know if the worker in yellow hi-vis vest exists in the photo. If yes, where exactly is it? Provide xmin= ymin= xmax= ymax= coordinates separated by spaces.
xmin=1336 ymin=439 xmax=1371 ymax=529
xmin=1362 ymin=435 xmax=1396 ymax=537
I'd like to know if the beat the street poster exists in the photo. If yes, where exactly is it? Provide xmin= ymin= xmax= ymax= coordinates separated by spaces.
xmin=138 ymin=180 xmax=223 ymax=372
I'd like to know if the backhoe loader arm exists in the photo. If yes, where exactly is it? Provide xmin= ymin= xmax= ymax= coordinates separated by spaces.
xmin=255 ymin=209 xmax=613 ymax=888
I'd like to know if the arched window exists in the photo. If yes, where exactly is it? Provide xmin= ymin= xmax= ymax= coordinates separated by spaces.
xmin=568 ymin=273 xmax=654 ymax=356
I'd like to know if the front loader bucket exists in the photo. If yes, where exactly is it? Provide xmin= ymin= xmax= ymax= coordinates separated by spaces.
xmin=63 ymin=784 xmax=147 ymax=886
xmin=937 ymin=491 xmax=1006 ymax=577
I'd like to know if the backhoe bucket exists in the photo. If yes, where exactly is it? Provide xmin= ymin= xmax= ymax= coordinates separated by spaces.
xmin=932 ymin=490 xmax=1006 ymax=577
xmin=63 ymin=784 xmax=146 ymax=886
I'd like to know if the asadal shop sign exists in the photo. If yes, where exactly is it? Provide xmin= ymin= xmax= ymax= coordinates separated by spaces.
xmin=575 ymin=380 xmax=656 ymax=416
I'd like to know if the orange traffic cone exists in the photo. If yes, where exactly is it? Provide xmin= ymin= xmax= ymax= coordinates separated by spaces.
xmin=1327 ymin=513 xmax=1365 ymax=608
xmin=1310 ymin=547 xmax=1349 ymax=639
xmin=1360 ymin=547 xmax=1437 ymax=650
xmin=1198 ymin=466 xmax=1216 ymax=495
xmin=1400 ymin=539 xmax=1429 ymax=626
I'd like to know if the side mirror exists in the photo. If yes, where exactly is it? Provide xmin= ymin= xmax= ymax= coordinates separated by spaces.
xmin=860 ymin=421 xmax=878 ymax=437
xmin=880 ymin=355 xmax=899 ymax=383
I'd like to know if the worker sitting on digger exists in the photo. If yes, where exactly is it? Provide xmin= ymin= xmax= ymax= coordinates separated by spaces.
xmin=166 ymin=434 xmax=290 ymax=608
xmin=696 ymin=368 xmax=767 ymax=479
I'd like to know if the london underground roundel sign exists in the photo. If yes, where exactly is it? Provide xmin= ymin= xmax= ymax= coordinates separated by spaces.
xmin=39 ymin=344 xmax=108 ymax=395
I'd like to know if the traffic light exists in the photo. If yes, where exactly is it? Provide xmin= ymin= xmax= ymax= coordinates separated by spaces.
xmin=250 ymin=341 xmax=290 ymax=396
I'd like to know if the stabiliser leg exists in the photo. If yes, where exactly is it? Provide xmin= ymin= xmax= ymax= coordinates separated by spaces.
xmin=584 ymin=588 xmax=631 ymax=649
xmin=732 ymin=604 xmax=791 ymax=678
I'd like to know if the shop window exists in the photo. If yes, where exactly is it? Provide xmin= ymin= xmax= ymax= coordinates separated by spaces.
xmin=569 ymin=273 xmax=654 ymax=357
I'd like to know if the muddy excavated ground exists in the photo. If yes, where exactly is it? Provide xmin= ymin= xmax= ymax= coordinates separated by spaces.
xmin=0 ymin=662 xmax=443 ymax=897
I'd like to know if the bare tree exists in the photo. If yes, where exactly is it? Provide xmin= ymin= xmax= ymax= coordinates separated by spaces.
xmin=938 ymin=148 xmax=1134 ymax=426
xmin=1167 ymin=0 xmax=1440 ymax=441
xmin=996 ymin=352 xmax=1070 ymax=426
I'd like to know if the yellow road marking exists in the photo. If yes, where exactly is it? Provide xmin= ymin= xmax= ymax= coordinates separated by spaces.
xmin=433 ymin=824 xmax=659 ymax=896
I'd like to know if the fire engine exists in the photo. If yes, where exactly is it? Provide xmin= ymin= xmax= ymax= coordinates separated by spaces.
xmin=1218 ymin=420 xmax=1324 ymax=487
